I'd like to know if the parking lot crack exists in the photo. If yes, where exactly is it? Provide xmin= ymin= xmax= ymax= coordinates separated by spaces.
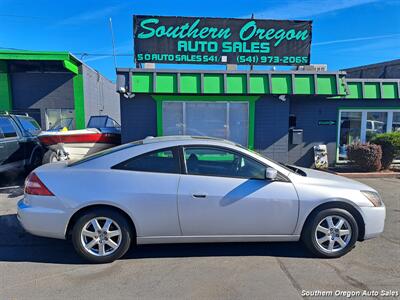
xmin=381 ymin=235 xmax=400 ymax=245
xmin=324 ymin=262 xmax=379 ymax=299
xmin=276 ymin=257 xmax=305 ymax=300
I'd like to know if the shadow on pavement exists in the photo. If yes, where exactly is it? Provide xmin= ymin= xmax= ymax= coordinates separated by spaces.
xmin=0 ymin=213 xmax=86 ymax=264
xmin=0 ymin=213 xmax=314 ymax=265
xmin=0 ymin=171 xmax=26 ymax=198
xmin=126 ymin=241 xmax=313 ymax=260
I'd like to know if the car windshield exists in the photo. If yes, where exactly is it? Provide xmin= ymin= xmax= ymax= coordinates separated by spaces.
xmin=87 ymin=116 xmax=120 ymax=128
xmin=49 ymin=118 xmax=73 ymax=130
xmin=15 ymin=115 xmax=41 ymax=136
xmin=236 ymin=144 xmax=297 ymax=174
xmin=68 ymin=140 xmax=143 ymax=166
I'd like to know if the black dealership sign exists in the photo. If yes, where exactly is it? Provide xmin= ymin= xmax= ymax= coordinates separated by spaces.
xmin=134 ymin=15 xmax=312 ymax=65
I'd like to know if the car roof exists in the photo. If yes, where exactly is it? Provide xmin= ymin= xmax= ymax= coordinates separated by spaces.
xmin=142 ymin=135 xmax=237 ymax=146
xmin=67 ymin=135 xmax=244 ymax=168
xmin=0 ymin=113 xmax=30 ymax=118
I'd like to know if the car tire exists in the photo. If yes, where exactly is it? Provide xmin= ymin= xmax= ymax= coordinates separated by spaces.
xmin=71 ymin=209 xmax=133 ymax=263
xmin=42 ymin=149 xmax=59 ymax=164
xmin=302 ymin=208 xmax=358 ymax=258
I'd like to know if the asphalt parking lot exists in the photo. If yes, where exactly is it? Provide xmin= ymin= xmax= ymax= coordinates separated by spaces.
xmin=0 ymin=173 xmax=399 ymax=300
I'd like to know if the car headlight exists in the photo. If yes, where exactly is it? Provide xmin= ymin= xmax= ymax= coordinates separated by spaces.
xmin=361 ymin=191 xmax=383 ymax=207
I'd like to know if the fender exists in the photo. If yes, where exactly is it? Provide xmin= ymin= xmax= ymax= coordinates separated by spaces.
xmin=27 ymin=144 xmax=43 ymax=166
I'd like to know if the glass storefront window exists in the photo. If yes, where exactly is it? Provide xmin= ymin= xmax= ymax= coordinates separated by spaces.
xmin=337 ymin=110 xmax=400 ymax=162
xmin=338 ymin=112 xmax=362 ymax=161
xmin=163 ymin=102 xmax=184 ymax=135
xmin=162 ymin=101 xmax=249 ymax=146
xmin=366 ymin=111 xmax=387 ymax=142
xmin=186 ymin=102 xmax=227 ymax=139
xmin=393 ymin=112 xmax=400 ymax=161
xmin=228 ymin=102 xmax=249 ymax=146
xmin=392 ymin=112 xmax=400 ymax=132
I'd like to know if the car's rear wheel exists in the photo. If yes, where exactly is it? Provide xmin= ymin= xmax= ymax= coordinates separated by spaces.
xmin=42 ymin=149 xmax=59 ymax=164
xmin=71 ymin=209 xmax=132 ymax=263
xmin=302 ymin=208 xmax=358 ymax=258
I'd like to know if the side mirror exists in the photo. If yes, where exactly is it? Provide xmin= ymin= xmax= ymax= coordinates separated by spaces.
xmin=265 ymin=167 xmax=278 ymax=180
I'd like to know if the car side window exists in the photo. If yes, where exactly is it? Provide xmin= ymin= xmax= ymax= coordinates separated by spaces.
xmin=0 ymin=117 xmax=18 ymax=138
xmin=113 ymin=147 xmax=180 ymax=174
xmin=184 ymin=147 xmax=266 ymax=180
xmin=16 ymin=116 xmax=41 ymax=135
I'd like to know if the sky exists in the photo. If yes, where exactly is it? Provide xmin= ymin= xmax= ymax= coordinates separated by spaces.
xmin=0 ymin=0 xmax=399 ymax=81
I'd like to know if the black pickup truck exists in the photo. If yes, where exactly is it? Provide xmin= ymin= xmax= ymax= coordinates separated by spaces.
xmin=0 ymin=113 xmax=43 ymax=173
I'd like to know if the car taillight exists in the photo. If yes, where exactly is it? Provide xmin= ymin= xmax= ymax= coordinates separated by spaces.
xmin=25 ymin=172 xmax=54 ymax=196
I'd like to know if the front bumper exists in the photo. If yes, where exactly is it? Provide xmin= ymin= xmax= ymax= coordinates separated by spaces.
xmin=359 ymin=206 xmax=386 ymax=240
xmin=17 ymin=198 xmax=69 ymax=239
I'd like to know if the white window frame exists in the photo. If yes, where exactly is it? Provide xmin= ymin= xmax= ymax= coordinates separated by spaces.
xmin=337 ymin=108 xmax=400 ymax=164
xmin=162 ymin=101 xmax=249 ymax=146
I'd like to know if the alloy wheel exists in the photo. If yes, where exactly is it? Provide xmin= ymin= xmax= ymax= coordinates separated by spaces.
xmin=314 ymin=215 xmax=352 ymax=253
xmin=80 ymin=217 xmax=122 ymax=257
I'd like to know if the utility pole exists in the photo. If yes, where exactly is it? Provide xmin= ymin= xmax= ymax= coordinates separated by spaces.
xmin=250 ymin=13 xmax=254 ymax=71
xmin=109 ymin=17 xmax=117 ymax=69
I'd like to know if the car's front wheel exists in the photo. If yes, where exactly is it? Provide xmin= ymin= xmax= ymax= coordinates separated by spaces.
xmin=302 ymin=208 xmax=358 ymax=258
xmin=71 ymin=209 xmax=132 ymax=263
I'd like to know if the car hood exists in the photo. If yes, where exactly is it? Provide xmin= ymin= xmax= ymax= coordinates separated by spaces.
xmin=289 ymin=167 xmax=377 ymax=192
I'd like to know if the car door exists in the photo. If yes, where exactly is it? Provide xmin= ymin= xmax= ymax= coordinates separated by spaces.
xmin=0 ymin=116 xmax=23 ymax=169
xmin=14 ymin=115 xmax=42 ymax=166
xmin=0 ymin=125 xmax=6 ymax=166
xmin=177 ymin=146 xmax=299 ymax=236
xmin=111 ymin=146 xmax=182 ymax=237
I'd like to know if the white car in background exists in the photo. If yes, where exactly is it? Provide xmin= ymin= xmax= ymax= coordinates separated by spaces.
xmin=18 ymin=136 xmax=385 ymax=263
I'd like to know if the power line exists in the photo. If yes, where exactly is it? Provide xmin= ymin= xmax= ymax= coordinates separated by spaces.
xmin=0 ymin=14 xmax=52 ymax=19
xmin=73 ymin=53 xmax=133 ymax=57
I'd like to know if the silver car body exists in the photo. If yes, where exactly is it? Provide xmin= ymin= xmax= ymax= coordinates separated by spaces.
xmin=17 ymin=136 xmax=385 ymax=244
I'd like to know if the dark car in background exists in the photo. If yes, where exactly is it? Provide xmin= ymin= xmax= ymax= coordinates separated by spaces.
xmin=0 ymin=113 xmax=43 ymax=173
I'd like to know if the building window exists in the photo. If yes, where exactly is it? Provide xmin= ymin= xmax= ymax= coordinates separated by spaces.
xmin=162 ymin=101 xmax=249 ymax=146
xmin=392 ymin=112 xmax=400 ymax=132
xmin=45 ymin=108 xmax=75 ymax=130
xmin=337 ymin=109 xmax=400 ymax=162
xmin=366 ymin=112 xmax=387 ymax=142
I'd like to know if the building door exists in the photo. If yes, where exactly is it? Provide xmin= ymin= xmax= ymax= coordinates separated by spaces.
xmin=162 ymin=101 xmax=249 ymax=146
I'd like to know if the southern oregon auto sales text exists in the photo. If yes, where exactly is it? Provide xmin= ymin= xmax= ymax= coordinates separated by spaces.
xmin=136 ymin=18 xmax=310 ymax=55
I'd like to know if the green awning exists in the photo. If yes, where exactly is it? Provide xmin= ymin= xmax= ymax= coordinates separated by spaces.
xmin=116 ymin=68 xmax=400 ymax=100
xmin=0 ymin=50 xmax=85 ymax=128
xmin=0 ymin=50 xmax=81 ymax=74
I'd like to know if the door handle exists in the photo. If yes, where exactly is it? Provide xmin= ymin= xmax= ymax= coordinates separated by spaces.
xmin=192 ymin=194 xmax=207 ymax=199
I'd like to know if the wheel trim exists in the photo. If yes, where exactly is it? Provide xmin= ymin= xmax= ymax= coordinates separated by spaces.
xmin=314 ymin=215 xmax=352 ymax=253
xmin=50 ymin=153 xmax=60 ymax=162
xmin=80 ymin=217 xmax=122 ymax=257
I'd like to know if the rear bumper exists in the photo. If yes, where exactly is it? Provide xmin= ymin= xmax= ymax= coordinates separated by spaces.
xmin=17 ymin=199 xmax=69 ymax=239
xmin=360 ymin=206 xmax=386 ymax=240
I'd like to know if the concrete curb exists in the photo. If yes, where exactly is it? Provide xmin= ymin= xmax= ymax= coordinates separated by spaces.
xmin=329 ymin=172 xmax=400 ymax=178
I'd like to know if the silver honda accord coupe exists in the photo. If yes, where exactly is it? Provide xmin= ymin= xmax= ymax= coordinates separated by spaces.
xmin=18 ymin=136 xmax=385 ymax=263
